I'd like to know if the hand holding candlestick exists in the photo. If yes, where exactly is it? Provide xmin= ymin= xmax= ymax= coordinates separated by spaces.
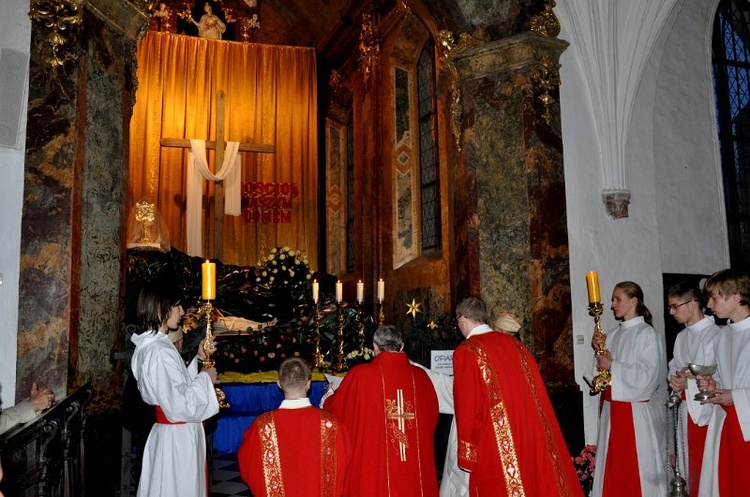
xmin=586 ymin=272 xmax=611 ymax=395
xmin=588 ymin=302 xmax=612 ymax=395
xmin=199 ymin=298 xmax=229 ymax=408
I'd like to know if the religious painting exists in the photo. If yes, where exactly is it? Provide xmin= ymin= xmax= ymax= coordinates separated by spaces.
xmin=326 ymin=118 xmax=347 ymax=276
xmin=393 ymin=65 xmax=419 ymax=268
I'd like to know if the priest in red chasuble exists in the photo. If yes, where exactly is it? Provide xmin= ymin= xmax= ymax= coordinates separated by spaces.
xmin=453 ymin=297 xmax=583 ymax=497
xmin=238 ymin=358 xmax=350 ymax=497
xmin=324 ymin=325 xmax=440 ymax=497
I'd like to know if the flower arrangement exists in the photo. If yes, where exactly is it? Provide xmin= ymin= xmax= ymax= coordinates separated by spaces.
xmin=345 ymin=347 xmax=375 ymax=368
xmin=572 ymin=444 xmax=596 ymax=492
xmin=255 ymin=246 xmax=313 ymax=289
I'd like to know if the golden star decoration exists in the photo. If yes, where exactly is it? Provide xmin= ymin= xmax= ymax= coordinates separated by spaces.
xmin=406 ymin=299 xmax=423 ymax=318
xmin=427 ymin=320 xmax=438 ymax=330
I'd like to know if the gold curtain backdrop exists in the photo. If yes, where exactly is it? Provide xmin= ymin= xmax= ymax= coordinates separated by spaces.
xmin=129 ymin=31 xmax=318 ymax=267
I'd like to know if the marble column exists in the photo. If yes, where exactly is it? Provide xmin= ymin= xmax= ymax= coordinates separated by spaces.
xmin=18 ymin=4 xmax=139 ymax=410
xmin=453 ymin=32 xmax=575 ymax=391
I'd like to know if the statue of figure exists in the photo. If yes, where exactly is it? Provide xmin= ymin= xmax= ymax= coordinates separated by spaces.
xmin=152 ymin=2 xmax=172 ymax=32
xmin=192 ymin=3 xmax=226 ymax=40
xmin=248 ymin=13 xmax=260 ymax=30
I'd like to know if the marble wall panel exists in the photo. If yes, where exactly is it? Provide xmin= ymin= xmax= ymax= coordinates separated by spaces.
xmin=456 ymin=33 xmax=574 ymax=389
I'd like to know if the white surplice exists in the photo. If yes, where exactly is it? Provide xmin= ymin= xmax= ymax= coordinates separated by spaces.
xmin=667 ymin=316 xmax=721 ymax=484
xmin=131 ymin=331 xmax=220 ymax=497
xmin=591 ymin=316 xmax=668 ymax=497
xmin=414 ymin=364 xmax=469 ymax=497
xmin=698 ymin=316 xmax=750 ymax=497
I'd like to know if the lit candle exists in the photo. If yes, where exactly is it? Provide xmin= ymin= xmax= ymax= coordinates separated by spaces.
xmin=377 ymin=278 xmax=385 ymax=302
xmin=586 ymin=271 xmax=601 ymax=303
xmin=312 ymin=279 xmax=319 ymax=303
xmin=336 ymin=281 xmax=343 ymax=302
xmin=202 ymin=260 xmax=216 ymax=300
xmin=357 ymin=280 xmax=364 ymax=303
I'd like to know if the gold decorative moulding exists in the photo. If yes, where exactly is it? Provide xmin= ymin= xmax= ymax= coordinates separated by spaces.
xmin=530 ymin=0 xmax=561 ymax=38
xmin=29 ymin=0 xmax=83 ymax=70
xmin=531 ymin=55 xmax=562 ymax=126
xmin=359 ymin=12 xmax=380 ymax=92
xmin=437 ymin=30 xmax=482 ymax=152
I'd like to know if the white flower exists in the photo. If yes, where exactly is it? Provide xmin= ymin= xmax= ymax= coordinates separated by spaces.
xmin=306 ymin=273 xmax=311 ymax=280
xmin=282 ymin=246 xmax=290 ymax=252
xmin=289 ymin=270 xmax=295 ymax=277
xmin=267 ymin=254 xmax=275 ymax=261
xmin=280 ymin=254 xmax=286 ymax=260
xmin=269 ymin=276 xmax=275 ymax=282
xmin=262 ymin=271 xmax=267 ymax=277
xmin=256 ymin=277 xmax=260 ymax=282
xmin=282 ymin=266 xmax=287 ymax=271
xmin=273 ymin=269 xmax=278 ymax=273
xmin=272 ymin=248 xmax=278 ymax=253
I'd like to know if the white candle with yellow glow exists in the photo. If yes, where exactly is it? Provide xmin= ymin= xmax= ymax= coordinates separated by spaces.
xmin=202 ymin=260 xmax=216 ymax=300
xmin=377 ymin=279 xmax=385 ymax=302
xmin=312 ymin=279 xmax=319 ymax=303
xmin=357 ymin=280 xmax=364 ymax=303
xmin=335 ymin=281 xmax=343 ymax=302
xmin=586 ymin=271 xmax=601 ymax=303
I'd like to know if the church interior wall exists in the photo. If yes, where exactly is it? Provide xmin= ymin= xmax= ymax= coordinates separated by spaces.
xmin=0 ymin=0 xmax=30 ymax=411
xmin=652 ymin=0 xmax=729 ymax=275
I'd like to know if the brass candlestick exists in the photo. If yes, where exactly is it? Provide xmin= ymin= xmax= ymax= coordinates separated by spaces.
xmin=589 ymin=302 xmax=612 ymax=395
xmin=356 ymin=301 xmax=365 ymax=353
xmin=313 ymin=301 xmax=327 ymax=369
xmin=376 ymin=300 xmax=385 ymax=327
xmin=332 ymin=301 xmax=346 ymax=372
xmin=199 ymin=300 xmax=230 ymax=408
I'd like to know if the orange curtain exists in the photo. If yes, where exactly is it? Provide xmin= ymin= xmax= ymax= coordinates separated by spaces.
xmin=129 ymin=31 xmax=318 ymax=267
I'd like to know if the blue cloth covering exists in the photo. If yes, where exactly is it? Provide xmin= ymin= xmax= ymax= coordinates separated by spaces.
xmin=213 ymin=381 xmax=328 ymax=453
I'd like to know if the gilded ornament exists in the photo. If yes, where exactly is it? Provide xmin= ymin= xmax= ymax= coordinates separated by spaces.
xmin=530 ymin=0 xmax=561 ymax=38
xmin=29 ymin=0 xmax=83 ymax=70
xmin=530 ymin=55 xmax=562 ymax=125
xmin=406 ymin=299 xmax=423 ymax=319
xmin=358 ymin=12 xmax=380 ymax=92
xmin=437 ymin=30 xmax=482 ymax=151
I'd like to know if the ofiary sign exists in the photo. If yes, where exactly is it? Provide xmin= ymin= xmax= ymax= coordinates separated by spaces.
xmin=430 ymin=350 xmax=454 ymax=375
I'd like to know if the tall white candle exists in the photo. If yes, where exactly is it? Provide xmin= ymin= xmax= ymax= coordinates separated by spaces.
xmin=357 ymin=280 xmax=364 ymax=303
xmin=377 ymin=279 xmax=385 ymax=302
xmin=335 ymin=281 xmax=343 ymax=302
xmin=312 ymin=279 xmax=319 ymax=303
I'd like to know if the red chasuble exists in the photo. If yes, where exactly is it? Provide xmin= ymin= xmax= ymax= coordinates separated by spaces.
xmin=454 ymin=332 xmax=583 ymax=497
xmin=324 ymin=351 xmax=440 ymax=497
xmin=238 ymin=406 xmax=349 ymax=497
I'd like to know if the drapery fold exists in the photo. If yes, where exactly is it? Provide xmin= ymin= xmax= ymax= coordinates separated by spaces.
xmin=129 ymin=31 xmax=318 ymax=266
xmin=187 ymin=140 xmax=241 ymax=257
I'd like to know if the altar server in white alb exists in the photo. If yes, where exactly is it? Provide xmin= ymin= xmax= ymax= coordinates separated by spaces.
xmin=697 ymin=269 xmax=750 ymax=496
xmin=131 ymin=283 xmax=220 ymax=497
xmin=666 ymin=280 xmax=720 ymax=497
xmin=591 ymin=281 xmax=667 ymax=497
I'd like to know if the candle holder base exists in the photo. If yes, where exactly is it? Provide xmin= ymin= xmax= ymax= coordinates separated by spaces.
xmin=200 ymin=300 xmax=230 ymax=409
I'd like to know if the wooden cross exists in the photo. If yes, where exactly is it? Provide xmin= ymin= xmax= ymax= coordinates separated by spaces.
xmin=160 ymin=90 xmax=275 ymax=260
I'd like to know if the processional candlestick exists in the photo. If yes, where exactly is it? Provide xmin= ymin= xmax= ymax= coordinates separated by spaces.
xmin=586 ymin=271 xmax=611 ymax=395
xmin=200 ymin=260 xmax=229 ymax=408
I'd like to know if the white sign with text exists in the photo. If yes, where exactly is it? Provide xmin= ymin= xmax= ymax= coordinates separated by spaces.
xmin=430 ymin=350 xmax=454 ymax=375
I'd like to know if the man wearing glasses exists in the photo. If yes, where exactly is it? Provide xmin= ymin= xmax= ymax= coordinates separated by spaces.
xmin=666 ymin=280 xmax=721 ymax=497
